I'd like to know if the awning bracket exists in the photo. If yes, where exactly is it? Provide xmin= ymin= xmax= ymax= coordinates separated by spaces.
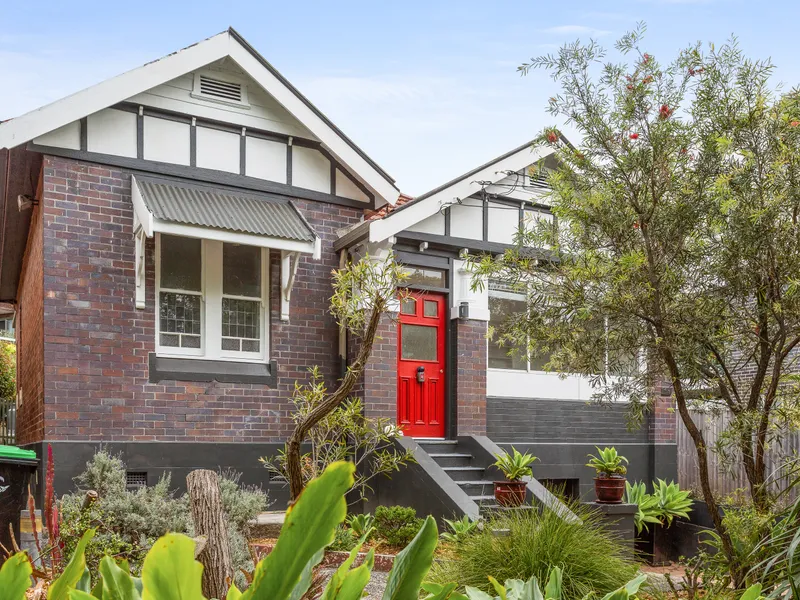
xmin=281 ymin=250 xmax=301 ymax=322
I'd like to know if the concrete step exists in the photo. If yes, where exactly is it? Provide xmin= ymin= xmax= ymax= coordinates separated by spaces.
xmin=469 ymin=494 xmax=498 ymax=505
xmin=428 ymin=453 xmax=473 ymax=467
xmin=416 ymin=440 xmax=460 ymax=454
xmin=442 ymin=466 xmax=485 ymax=481
xmin=457 ymin=480 xmax=494 ymax=496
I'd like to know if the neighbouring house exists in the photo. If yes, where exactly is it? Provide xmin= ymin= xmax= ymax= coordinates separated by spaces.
xmin=0 ymin=29 xmax=675 ymax=517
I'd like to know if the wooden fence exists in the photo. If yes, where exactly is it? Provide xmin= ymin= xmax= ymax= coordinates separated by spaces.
xmin=677 ymin=409 xmax=800 ymax=500
xmin=0 ymin=400 xmax=15 ymax=445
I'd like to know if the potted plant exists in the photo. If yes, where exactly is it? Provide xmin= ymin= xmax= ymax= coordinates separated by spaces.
xmin=492 ymin=447 xmax=537 ymax=507
xmin=586 ymin=446 xmax=628 ymax=503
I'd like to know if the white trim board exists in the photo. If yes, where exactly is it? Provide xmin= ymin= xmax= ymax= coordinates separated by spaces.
xmin=0 ymin=28 xmax=399 ymax=205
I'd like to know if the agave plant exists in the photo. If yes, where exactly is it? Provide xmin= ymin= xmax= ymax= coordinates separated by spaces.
xmin=651 ymin=479 xmax=692 ymax=526
xmin=346 ymin=512 xmax=375 ymax=540
xmin=440 ymin=515 xmax=478 ymax=544
xmin=586 ymin=447 xmax=628 ymax=477
xmin=493 ymin=448 xmax=538 ymax=481
xmin=623 ymin=481 xmax=661 ymax=534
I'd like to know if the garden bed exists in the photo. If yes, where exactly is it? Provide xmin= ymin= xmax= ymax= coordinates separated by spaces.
xmin=250 ymin=542 xmax=397 ymax=572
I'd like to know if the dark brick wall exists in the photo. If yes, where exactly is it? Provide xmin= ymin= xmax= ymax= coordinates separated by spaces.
xmin=15 ymin=205 xmax=44 ymax=445
xmin=487 ymin=397 xmax=651 ymax=443
xmin=38 ymin=155 xmax=362 ymax=444
xmin=455 ymin=319 xmax=486 ymax=435
xmin=360 ymin=313 xmax=398 ymax=421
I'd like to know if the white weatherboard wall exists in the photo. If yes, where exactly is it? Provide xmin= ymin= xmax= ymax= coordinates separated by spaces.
xmin=487 ymin=370 xmax=600 ymax=400
xmin=246 ymin=137 xmax=286 ymax=183
xmin=143 ymin=117 xmax=191 ymax=165
xmin=87 ymin=109 xmax=137 ymax=157
xmin=487 ymin=202 xmax=519 ymax=243
xmin=196 ymin=127 xmax=240 ymax=174
xmin=292 ymin=145 xmax=330 ymax=193
xmin=33 ymin=122 xmax=80 ymax=150
xmin=407 ymin=210 xmax=445 ymax=235
xmin=449 ymin=196 xmax=483 ymax=240
xmin=335 ymin=169 xmax=369 ymax=203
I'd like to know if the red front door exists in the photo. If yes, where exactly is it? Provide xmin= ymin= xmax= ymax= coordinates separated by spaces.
xmin=397 ymin=291 xmax=446 ymax=438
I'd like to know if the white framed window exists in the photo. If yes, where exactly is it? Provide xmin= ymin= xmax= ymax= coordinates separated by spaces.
xmin=487 ymin=281 xmax=551 ymax=372
xmin=156 ymin=233 xmax=268 ymax=362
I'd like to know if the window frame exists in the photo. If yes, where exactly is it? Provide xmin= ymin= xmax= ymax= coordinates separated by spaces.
xmin=155 ymin=233 xmax=269 ymax=363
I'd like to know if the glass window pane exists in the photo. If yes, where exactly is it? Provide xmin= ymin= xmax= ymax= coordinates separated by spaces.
xmin=160 ymin=235 xmax=201 ymax=291
xmin=488 ymin=292 xmax=528 ymax=370
xmin=401 ymin=324 xmax=437 ymax=361
xmin=222 ymin=298 xmax=260 ymax=353
xmin=159 ymin=292 xmax=202 ymax=349
xmin=400 ymin=298 xmax=416 ymax=315
xmin=402 ymin=267 xmax=445 ymax=288
xmin=224 ymin=244 xmax=261 ymax=297
xmin=423 ymin=300 xmax=438 ymax=318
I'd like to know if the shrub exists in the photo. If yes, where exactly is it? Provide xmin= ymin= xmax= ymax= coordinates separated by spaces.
xmin=428 ymin=500 xmax=639 ymax=598
xmin=346 ymin=512 xmax=375 ymax=540
xmin=58 ymin=450 xmax=268 ymax=582
xmin=329 ymin=524 xmax=357 ymax=552
xmin=374 ymin=505 xmax=424 ymax=546
xmin=0 ymin=340 xmax=15 ymax=400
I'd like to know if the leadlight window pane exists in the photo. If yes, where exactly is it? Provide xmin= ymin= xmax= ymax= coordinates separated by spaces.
xmin=402 ymin=267 xmax=446 ymax=288
xmin=159 ymin=292 xmax=201 ymax=348
xmin=400 ymin=298 xmax=416 ymax=315
xmin=160 ymin=235 xmax=201 ymax=291
xmin=222 ymin=297 xmax=260 ymax=353
xmin=401 ymin=324 xmax=437 ymax=361
xmin=423 ymin=300 xmax=438 ymax=317
xmin=223 ymin=243 xmax=261 ymax=297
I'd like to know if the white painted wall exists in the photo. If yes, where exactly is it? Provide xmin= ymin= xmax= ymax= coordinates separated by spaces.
xmin=33 ymin=122 xmax=80 ymax=150
xmin=292 ymin=146 xmax=330 ymax=193
xmin=487 ymin=201 xmax=520 ymax=243
xmin=143 ymin=116 xmax=191 ymax=165
xmin=196 ymin=126 xmax=240 ymax=174
xmin=407 ymin=210 xmax=445 ymax=235
xmin=450 ymin=259 xmax=489 ymax=321
xmin=335 ymin=169 xmax=369 ymax=203
xmin=487 ymin=369 xmax=598 ymax=400
xmin=449 ymin=196 xmax=483 ymax=240
xmin=246 ymin=137 xmax=287 ymax=183
xmin=87 ymin=109 xmax=137 ymax=157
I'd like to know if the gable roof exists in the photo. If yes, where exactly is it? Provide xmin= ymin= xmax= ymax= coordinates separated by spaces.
xmin=0 ymin=28 xmax=399 ymax=204
xmin=336 ymin=140 xmax=555 ymax=249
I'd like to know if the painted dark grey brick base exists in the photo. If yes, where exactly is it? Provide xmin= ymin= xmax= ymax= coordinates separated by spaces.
xmin=23 ymin=441 xmax=290 ymax=508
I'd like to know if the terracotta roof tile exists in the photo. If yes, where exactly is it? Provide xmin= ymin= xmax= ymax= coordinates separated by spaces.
xmin=365 ymin=193 xmax=414 ymax=220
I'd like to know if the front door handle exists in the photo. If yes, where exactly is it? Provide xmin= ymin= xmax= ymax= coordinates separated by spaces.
xmin=416 ymin=365 xmax=425 ymax=383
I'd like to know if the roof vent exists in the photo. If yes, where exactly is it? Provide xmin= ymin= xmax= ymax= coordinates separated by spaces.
xmin=193 ymin=74 xmax=249 ymax=107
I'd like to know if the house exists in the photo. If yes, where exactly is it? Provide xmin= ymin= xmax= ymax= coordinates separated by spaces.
xmin=0 ymin=29 xmax=676 ymax=516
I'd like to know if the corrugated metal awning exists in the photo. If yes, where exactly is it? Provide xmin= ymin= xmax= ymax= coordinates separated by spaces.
xmin=132 ymin=175 xmax=317 ymax=245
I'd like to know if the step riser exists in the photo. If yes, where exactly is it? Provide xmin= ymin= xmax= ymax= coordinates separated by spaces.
xmin=431 ymin=455 xmax=473 ymax=468
xmin=459 ymin=482 xmax=494 ymax=496
xmin=416 ymin=443 xmax=461 ymax=455
xmin=443 ymin=468 xmax=484 ymax=481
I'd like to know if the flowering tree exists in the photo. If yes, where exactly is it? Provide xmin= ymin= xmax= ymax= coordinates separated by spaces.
xmin=469 ymin=25 xmax=800 ymax=584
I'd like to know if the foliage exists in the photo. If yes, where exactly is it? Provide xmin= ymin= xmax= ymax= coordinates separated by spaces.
xmin=428 ymin=499 xmax=639 ymax=598
xmin=280 ymin=253 xmax=410 ymax=502
xmin=492 ymin=448 xmax=538 ymax=481
xmin=57 ymin=450 xmax=267 ymax=582
xmin=261 ymin=389 xmax=413 ymax=504
xmin=2 ymin=461 xmax=451 ymax=600
xmin=586 ymin=448 xmax=628 ymax=477
xmin=374 ymin=505 xmax=425 ymax=547
xmin=624 ymin=480 xmax=692 ymax=534
xmin=440 ymin=515 xmax=479 ymax=544
xmin=329 ymin=525 xmax=358 ymax=552
xmin=0 ymin=339 xmax=15 ymax=400
xmin=346 ymin=513 xmax=375 ymax=540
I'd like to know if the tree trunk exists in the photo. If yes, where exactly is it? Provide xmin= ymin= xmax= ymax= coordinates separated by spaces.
xmin=187 ymin=470 xmax=232 ymax=600
xmin=286 ymin=300 xmax=386 ymax=502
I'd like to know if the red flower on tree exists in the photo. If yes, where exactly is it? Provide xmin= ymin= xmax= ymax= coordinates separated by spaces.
xmin=630 ymin=133 xmax=639 ymax=140
xmin=643 ymin=53 xmax=651 ymax=65
xmin=659 ymin=104 xmax=672 ymax=120
xmin=790 ymin=121 xmax=800 ymax=128
xmin=547 ymin=130 xmax=559 ymax=143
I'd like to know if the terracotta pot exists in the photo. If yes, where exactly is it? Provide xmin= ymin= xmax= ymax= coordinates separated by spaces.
xmin=494 ymin=480 xmax=527 ymax=507
xmin=594 ymin=475 xmax=626 ymax=503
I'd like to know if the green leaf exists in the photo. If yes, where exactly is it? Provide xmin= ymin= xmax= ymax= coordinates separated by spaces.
xmin=70 ymin=592 xmax=99 ymax=600
xmin=76 ymin=568 xmax=92 ymax=593
xmin=488 ymin=577 xmax=507 ymax=600
xmin=141 ymin=533 xmax=205 ymax=600
xmin=422 ymin=582 xmax=469 ymax=600
xmin=739 ymin=584 xmax=763 ymax=600
xmin=243 ymin=461 xmax=355 ymax=600
xmin=381 ymin=515 xmax=438 ymax=600
xmin=544 ymin=567 xmax=562 ymax=600
xmin=288 ymin=549 xmax=325 ymax=600
xmin=227 ymin=584 xmax=243 ymax=600
xmin=323 ymin=548 xmax=375 ymax=600
xmin=0 ymin=553 xmax=33 ymax=600
xmin=100 ymin=555 xmax=142 ymax=600
xmin=50 ymin=529 xmax=96 ymax=600
xmin=464 ymin=587 xmax=494 ymax=600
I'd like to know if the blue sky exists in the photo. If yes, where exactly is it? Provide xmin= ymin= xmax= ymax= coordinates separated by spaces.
xmin=1 ymin=0 xmax=797 ymax=195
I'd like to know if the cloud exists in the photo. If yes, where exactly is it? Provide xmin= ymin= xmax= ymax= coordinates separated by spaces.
xmin=538 ymin=25 xmax=612 ymax=37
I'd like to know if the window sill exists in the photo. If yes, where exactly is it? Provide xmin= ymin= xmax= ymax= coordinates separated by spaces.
xmin=148 ymin=353 xmax=277 ymax=386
